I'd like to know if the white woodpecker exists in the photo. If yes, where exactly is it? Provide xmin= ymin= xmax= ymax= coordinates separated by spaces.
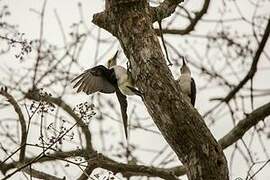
xmin=177 ymin=58 xmax=196 ymax=106
xmin=71 ymin=51 xmax=142 ymax=139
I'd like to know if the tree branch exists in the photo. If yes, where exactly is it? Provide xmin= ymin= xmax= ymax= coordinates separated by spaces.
xmin=84 ymin=155 xmax=181 ymax=180
xmin=218 ymin=101 xmax=270 ymax=149
xmin=162 ymin=101 xmax=270 ymax=177
xmin=0 ymin=87 xmax=27 ymax=163
xmin=1 ymin=120 xmax=80 ymax=180
xmin=24 ymin=89 xmax=93 ymax=154
xmin=222 ymin=17 xmax=270 ymax=103
xmin=7 ymin=102 xmax=270 ymax=180
xmin=0 ymin=149 xmax=88 ymax=174
xmin=153 ymin=0 xmax=210 ymax=34
xmin=23 ymin=167 xmax=65 ymax=180
xmin=150 ymin=0 xmax=184 ymax=22
xmin=1 ymin=147 xmax=186 ymax=180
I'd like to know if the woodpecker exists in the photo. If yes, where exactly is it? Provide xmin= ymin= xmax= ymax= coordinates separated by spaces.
xmin=71 ymin=51 xmax=141 ymax=139
xmin=106 ymin=52 xmax=142 ymax=97
xmin=177 ymin=58 xmax=196 ymax=106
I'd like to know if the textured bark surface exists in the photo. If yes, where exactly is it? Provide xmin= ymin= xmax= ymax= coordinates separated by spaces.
xmin=93 ymin=1 xmax=229 ymax=179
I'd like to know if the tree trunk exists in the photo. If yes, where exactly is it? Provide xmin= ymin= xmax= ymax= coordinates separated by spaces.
xmin=92 ymin=0 xmax=229 ymax=179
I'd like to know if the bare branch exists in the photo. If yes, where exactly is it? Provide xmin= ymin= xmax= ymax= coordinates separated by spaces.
xmin=0 ymin=149 xmax=88 ymax=174
xmin=23 ymin=167 xmax=65 ymax=180
xmin=2 ymin=121 xmax=79 ymax=179
xmin=84 ymin=155 xmax=181 ymax=180
xmin=153 ymin=0 xmax=210 ymax=34
xmin=222 ymin=17 xmax=270 ymax=103
xmin=159 ymin=101 xmax=270 ymax=177
xmin=1 ymin=147 xmax=186 ymax=180
xmin=218 ymin=102 xmax=270 ymax=149
xmin=0 ymin=87 xmax=27 ymax=163
xmin=32 ymin=0 xmax=47 ymax=88
xmin=4 ymin=103 xmax=268 ymax=180
xmin=150 ymin=0 xmax=184 ymax=22
xmin=24 ymin=89 xmax=93 ymax=154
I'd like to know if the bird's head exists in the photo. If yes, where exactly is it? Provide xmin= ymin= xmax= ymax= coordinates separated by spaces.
xmin=180 ymin=57 xmax=191 ymax=75
xmin=107 ymin=50 xmax=118 ymax=68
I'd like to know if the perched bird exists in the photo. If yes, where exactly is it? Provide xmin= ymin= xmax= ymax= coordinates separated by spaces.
xmin=106 ymin=52 xmax=142 ymax=97
xmin=177 ymin=58 xmax=196 ymax=106
xmin=71 ymin=51 xmax=141 ymax=139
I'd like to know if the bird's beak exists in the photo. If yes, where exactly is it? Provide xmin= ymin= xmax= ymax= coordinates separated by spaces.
xmin=112 ymin=50 xmax=119 ymax=60
xmin=182 ymin=57 xmax=186 ymax=66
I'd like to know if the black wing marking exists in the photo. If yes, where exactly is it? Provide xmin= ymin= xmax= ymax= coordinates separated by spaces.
xmin=127 ymin=86 xmax=143 ymax=99
xmin=71 ymin=65 xmax=115 ymax=94
xmin=115 ymin=88 xmax=128 ymax=140
xmin=189 ymin=78 xmax=196 ymax=106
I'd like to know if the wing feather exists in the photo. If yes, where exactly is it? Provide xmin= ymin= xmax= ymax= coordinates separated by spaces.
xmin=190 ymin=78 xmax=196 ymax=106
xmin=115 ymin=88 xmax=128 ymax=140
xmin=72 ymin=72 xmax=87 ymax=89
xmin=71 ymin=66 xmax=115 ymax=94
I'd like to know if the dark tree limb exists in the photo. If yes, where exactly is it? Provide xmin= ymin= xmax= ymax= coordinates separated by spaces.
xmin=23 ymin=167 xmax=65 ymax=180
xmin=1 ymin=120 xmax=80 ymax=179
xmin=0 ymin=147 xmax=185 ymax=180
xmin=2 ymin=95 xmax=270 ymax=179
xmin=160 ymin=101 xmax=270 ymax=177
xmin=0 ymin=87 xmax=27 ymax=163
xmin=150 ymin=0 xmax=184 ymax=22
xmin=85 ymin=155 xmax=180 ymax=180
xmin=0 ymin=149 xmax=88 ymax=174
xmin=92 ymin=1 xmax=229 ymax=180
xmin=153 ymin=0 xmax=210 ymax=35
xmin=218 ymin=101 xmax=270 ymax=149
xmin=5 ymin=96 xmax=270 ymax=180
xmin=222 ymin=17 xmax=270 ymax=103
xmin=3 ymin=151 xmax=182 ymax=180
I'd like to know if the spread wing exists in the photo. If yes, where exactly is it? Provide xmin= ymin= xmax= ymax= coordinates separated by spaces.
xmin=71 ymin=66 xmax=115 ymax=94
xmin=189 ymin=78 xmax=196 ymax=106
xmin=115 ymin=88 xmax=128 ymax=140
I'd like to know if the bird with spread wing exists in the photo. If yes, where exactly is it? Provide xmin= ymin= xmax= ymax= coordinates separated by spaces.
xmin=71 ymin=51 xmax=142 ymax=139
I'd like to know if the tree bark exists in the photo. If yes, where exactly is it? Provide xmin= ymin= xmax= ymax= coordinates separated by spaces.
xmin=92 ymin=0 xmax=229 ymax=179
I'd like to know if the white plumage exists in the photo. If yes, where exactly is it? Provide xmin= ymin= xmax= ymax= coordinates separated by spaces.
xmin=111 ymin=66 xmax=135 ymax=96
